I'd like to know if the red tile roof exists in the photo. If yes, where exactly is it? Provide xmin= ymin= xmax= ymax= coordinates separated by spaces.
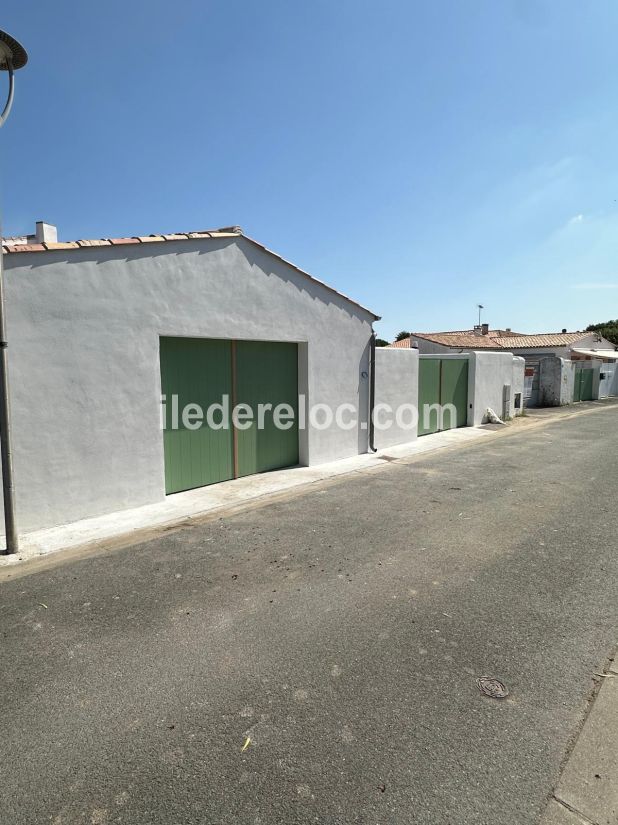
xmin=388 ymin=330 xmax=587 ymax=350
xmin=1 ymin=228 xmax=242 ymax=253
xmin=495 ymin=333 xmax=587 ymax=348
xmin=2 ymin=226 xmax=379 ymax=320
xmin=389 ymin=337 xmax=416 ymax=348
xmin=389 ymin=330 xmax=507 ymax=349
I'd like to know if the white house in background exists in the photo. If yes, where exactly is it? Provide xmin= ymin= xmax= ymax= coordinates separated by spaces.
xmin=493 ymin=332 xmax=618 ymax=362
xmin=389 ymin=326 xmax=618 ymax=362
xmin=388 ymin=326 xmax=521 ymax=353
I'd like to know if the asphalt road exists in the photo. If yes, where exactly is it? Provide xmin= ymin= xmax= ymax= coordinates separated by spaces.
xmin=1 ymin=404 xmax=617 ymax=825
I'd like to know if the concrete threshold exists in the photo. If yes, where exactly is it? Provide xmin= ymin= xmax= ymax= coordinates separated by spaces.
xmin=0 ymin=426 xmax=493 ymax=568
xmin=540 ymin=657 xmax=618 ymax=825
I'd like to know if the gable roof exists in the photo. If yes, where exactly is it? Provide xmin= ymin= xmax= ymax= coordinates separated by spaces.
xmin=495 ymin=332 xmax=588 ymax=348
xmin=389 ymin=330 xmax=507 ymax=349
xmin=2 ymin=226 xmax=380 ymax=320
xmin=388 ymin=337 xmax=415 ymax=348
xmin=413 ymin=331 xmax=504 ymax=348
xmin=389 ymin=330 xmax=590 ymax=350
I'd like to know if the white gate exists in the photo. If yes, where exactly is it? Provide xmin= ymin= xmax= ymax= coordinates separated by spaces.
xmin=599 ymin=362 xmax=617 ymax=398
xmin=524 ymin=361 xmax=540 ymax=407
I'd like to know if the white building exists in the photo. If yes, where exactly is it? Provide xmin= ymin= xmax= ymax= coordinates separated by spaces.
xmin=389 ymin=327 xmax=618 ymax=360
xmin=3 ymin=225 xmax=378 ymax=532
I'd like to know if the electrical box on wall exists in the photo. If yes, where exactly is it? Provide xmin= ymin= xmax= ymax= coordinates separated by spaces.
xmin=502 ymin=384 xmax=511 ymax=419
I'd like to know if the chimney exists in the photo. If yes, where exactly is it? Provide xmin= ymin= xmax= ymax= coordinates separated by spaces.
xmin=35 ymin=221 xmax=57 ymax=244
xmin=473 ymin=325 xmax=482 ymax=335
xmin=481 ymin=323 xmax=489 ymax=336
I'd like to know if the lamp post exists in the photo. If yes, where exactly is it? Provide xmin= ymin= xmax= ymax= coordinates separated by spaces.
xmin=0 ymin=30 xmax=28 ymax=554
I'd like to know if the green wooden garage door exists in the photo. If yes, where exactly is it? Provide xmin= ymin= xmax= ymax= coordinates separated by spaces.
xmin=160 ymin=338 xmax=299 ymax=494
xmin=235 ymin=341 xmax=299 ymax=478
xmin=441 ymin=358 xmax=469 ymax=430
xmin=418 ymin=358 xmax=469 ymax=436
xmin=418 ymin=359 xmax=441 ymax=436
xmin=574 ymin=366 xmax=594 ymax=402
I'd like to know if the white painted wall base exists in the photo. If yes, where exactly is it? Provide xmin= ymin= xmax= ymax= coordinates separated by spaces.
xmin=373 ymin=348 xmax=419 ymax=449
xmin=468 ymin=352 xmax=525 ymax=425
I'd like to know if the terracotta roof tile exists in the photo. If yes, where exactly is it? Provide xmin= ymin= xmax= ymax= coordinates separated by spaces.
xmin=1 ymin=229 xmax=237 ymax=254
xmin=388 ymin=330 xmax=588 ymax=350
xmin=415 ymin=332 xmax=501 ymax=348
xmin=496 ymin=333 xmax=585 ymax=348
xmin=2 ymin=243 xmax=46 ymax=253
xmin=388 ymin=332 xmax=500 ymax=348
xmin=388 ymin=338 xmax=413 ymax=348
xmin=108 ymin=237 xmax=142 ymax=246
xmin=43 ymin=242 xmax=80 ymax=251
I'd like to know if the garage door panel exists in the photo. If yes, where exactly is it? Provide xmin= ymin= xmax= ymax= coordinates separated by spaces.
xmin=440 ymin=359 xmax=468 ymax=429
xmin=574 ymin=366 xmax=594 ymax=402
xmin=581 ymin=369 xmax=594 ymax=401
xmin=160 ymin=337 xmax=234 ymax=494
xmin=236 ymin=341 xmax=299 ymax=477
xmin=418 ymin=359 xmax=441 ymax=436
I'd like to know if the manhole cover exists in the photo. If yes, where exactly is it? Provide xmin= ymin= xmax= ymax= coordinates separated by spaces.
xmin=476 ymin=677 xmax=509 ymax=698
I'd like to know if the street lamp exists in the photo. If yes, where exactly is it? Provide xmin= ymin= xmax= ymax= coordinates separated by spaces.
xmin=0 ymin=29 xmax=28 ymax=554
xmin=0 ymin=30 xmax=28 ymax=125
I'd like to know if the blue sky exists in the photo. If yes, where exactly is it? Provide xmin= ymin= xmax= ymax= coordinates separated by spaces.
xmin=1 ymin=1 xmax=617 ymax=340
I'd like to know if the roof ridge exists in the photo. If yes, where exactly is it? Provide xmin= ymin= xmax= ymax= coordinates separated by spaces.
xmin=2 ymin=226 xmax=379 ymax=320
xmin=2 ymin=226 xmax=243 ymax=253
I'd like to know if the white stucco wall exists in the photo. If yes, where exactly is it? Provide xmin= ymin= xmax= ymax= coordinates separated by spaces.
xmin=413 ymin=339 xmax=458 ymax=355
xmin=3 ymin=237 xmax=375 ymax=532
xmin=539 ymin=357 xmax=575 ymax=406
xmin=373 ymin=348 xmax=419 ymax=449
xmin=511 ymin=357 xmax=525 ymax=414
xmin=509 ymin=346 xmax=571 ymax=360
xmin=562 ymin=359 xmax=576 ymax=404
xmin=468 ymin=352 xmax=523 ymax=425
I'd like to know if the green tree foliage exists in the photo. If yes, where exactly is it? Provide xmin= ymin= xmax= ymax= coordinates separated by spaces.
xmin=395 ymin=330 xmax=411 ymax=341
xmin=585 ymin=320 xmax=618 ymax=345
xmin=375 ymin=338 xmax=390 ymax=347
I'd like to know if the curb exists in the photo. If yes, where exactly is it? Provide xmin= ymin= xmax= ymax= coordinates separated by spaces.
xmin=540 ymin=655 xmax=618 ymax=825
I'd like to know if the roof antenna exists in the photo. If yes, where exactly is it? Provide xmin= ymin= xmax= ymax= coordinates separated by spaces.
xmin=477 ymin=304 xmax=484 ymax=327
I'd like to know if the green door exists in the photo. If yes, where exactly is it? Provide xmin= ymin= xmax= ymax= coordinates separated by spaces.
xmin=440 ymin=359 xmax=469 ymax=430
xmin=160 ymin=337 xmax=234 ymax=494
xmin=160 ymin=337 xmax=299 ymax=494
xmin=418 ymin=359 xmax=441 ymax=435
xmin=580 ymin=368 xmax=594 ymax=401
xmin=236 ymin=341 xmax=299 ymax=477
xmin=418 ymin=357 xmax=469 ymax=435
xmin=574 ymin=366 xmax=594 ymax=402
